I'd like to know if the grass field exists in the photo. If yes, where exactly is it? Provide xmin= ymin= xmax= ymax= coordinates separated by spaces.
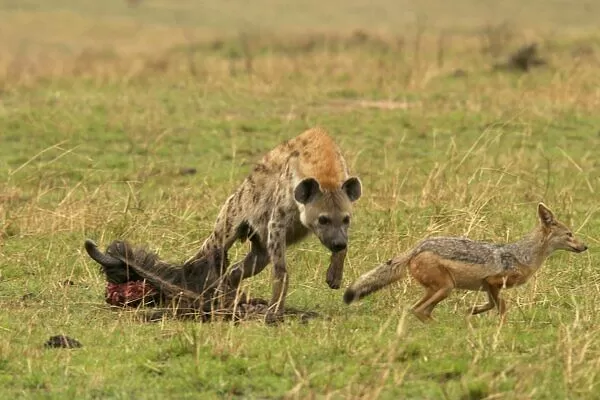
xmin=1 ymin=1 xmax=600 ymax=398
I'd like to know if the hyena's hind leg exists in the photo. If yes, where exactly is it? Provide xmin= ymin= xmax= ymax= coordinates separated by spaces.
xmin=187 ymin=194 xmax=241 ymax=266
xmin=227 ymin=229 xmax=270 ymax=288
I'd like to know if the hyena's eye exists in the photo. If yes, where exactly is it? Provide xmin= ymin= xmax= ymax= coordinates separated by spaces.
xmin=342 ymin=216 xmax=351 ymax=225
xmin=318 ymin=216 xmax=331 ymax=225
xmin=566 ymin=232 xmax=573 ymax=238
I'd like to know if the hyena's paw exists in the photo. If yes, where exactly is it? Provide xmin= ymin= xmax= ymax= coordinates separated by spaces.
xmin=225 ymin=268 xmax=244 ymax=289
xmin=264 ymin=310 xmax=285 ymax=325
xmin=326 ymin=263 xmax=343 ymax=289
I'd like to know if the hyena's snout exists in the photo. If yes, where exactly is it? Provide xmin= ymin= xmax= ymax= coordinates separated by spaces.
xmin=328 ymin=229 xmax=349 ymax=253
xmin=330 ymin=241 xmax=347 ymax=253
xmin=324 ymin=234 xmax=348 ymax=253
xmin=316 ymin=220 xmax=349 ymax=253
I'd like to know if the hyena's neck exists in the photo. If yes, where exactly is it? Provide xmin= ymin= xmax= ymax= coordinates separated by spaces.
xmin=505 ymin=227 xmax=549 ymax=269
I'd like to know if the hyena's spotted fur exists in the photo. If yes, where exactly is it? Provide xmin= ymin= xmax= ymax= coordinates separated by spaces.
xmin=190 ymin=127 xmax=362 ymax=322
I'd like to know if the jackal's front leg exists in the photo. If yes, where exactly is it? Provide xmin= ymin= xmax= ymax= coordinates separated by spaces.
xmin=326 ymin=248 xmax=346 ymax=289
xmin=266 ymin=217 xmax=288 ymax=324
xmin=470 ymin=284 xmax=506 ymax=317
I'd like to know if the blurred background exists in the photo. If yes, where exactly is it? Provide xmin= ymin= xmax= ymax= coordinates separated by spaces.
xmin=2 ymin=0 xmax=599 ymax=87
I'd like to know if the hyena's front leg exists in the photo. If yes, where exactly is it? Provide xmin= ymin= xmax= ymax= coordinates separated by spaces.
xmin=326 ymin=248 xmax=346 ymax=289
xmin=265 ymin=216 xmax=288 ymax=324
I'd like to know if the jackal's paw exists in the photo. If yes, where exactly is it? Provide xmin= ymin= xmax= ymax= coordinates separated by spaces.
xmin=411 ymin=309 xmax=434 ymax=324
xmin=264 ymin=311 xmax=284 ymax=325
xmin=468 ymin=302 xmax=497 ymax=316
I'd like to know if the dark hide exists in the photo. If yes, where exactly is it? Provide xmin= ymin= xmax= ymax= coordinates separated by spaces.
xmin=84 ymin=239 xmax=320 ymax=322
xmin=85 ymin=239 xmax=237 ymax=318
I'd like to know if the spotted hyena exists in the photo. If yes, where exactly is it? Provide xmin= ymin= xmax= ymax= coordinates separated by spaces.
xmin=190 ymin=127 xmax=362 ymax=322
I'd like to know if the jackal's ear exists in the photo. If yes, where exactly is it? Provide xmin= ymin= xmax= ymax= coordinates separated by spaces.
xmin=294 ymin=178 xmax=322 ymax=204
xmin=342 ymin=177 xmax=362 ymax=202
xmin=538 ymin=202 xmax=555 ymax=226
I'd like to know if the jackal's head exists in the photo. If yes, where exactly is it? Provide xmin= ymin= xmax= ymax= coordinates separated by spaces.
xmin=538 ymin=203 xmax=588 ymax=253
xmin=294 ymin=177 xmax=362 ymax=253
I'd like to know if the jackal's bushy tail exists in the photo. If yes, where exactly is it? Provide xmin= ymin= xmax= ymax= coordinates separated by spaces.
xmin=343 ymin=253 xmax=411 ymax=304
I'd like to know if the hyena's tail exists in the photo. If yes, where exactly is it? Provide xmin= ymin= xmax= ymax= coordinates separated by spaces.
xmin=343 ymin=252 xmax=412 ymax=304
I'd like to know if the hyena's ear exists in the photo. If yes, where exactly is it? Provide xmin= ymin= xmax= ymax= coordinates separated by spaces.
xmin=538 ymin=202 xmax=555 ymax=226
xmin=342 ymin=177 xmax=362 ymax=202
xmin=294 ymin=178 xmax=322 ymax=204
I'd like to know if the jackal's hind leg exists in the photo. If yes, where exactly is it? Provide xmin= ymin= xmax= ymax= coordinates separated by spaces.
xmin=412 ymin=286 xmax=453 ymax=322
xmin=411 ymin=288 xmax=437 ymax=322
xmin=410 ymin=262 xmax=455 ymax=322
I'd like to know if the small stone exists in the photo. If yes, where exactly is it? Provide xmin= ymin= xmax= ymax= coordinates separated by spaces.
xmin=45 ymin=335 xmax=82 ymax=349
xmin=178 ymin=167 xmax=197 ymax=176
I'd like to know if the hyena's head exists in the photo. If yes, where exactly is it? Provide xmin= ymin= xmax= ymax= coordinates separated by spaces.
xmin=537 ymin=203 xmax=588 ymax=253
xmin=294 ymin=177 xmax=362 ymax=253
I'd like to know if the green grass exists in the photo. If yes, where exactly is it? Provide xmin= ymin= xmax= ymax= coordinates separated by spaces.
xmin=1 ymin=1 xmax=600 ymax=398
